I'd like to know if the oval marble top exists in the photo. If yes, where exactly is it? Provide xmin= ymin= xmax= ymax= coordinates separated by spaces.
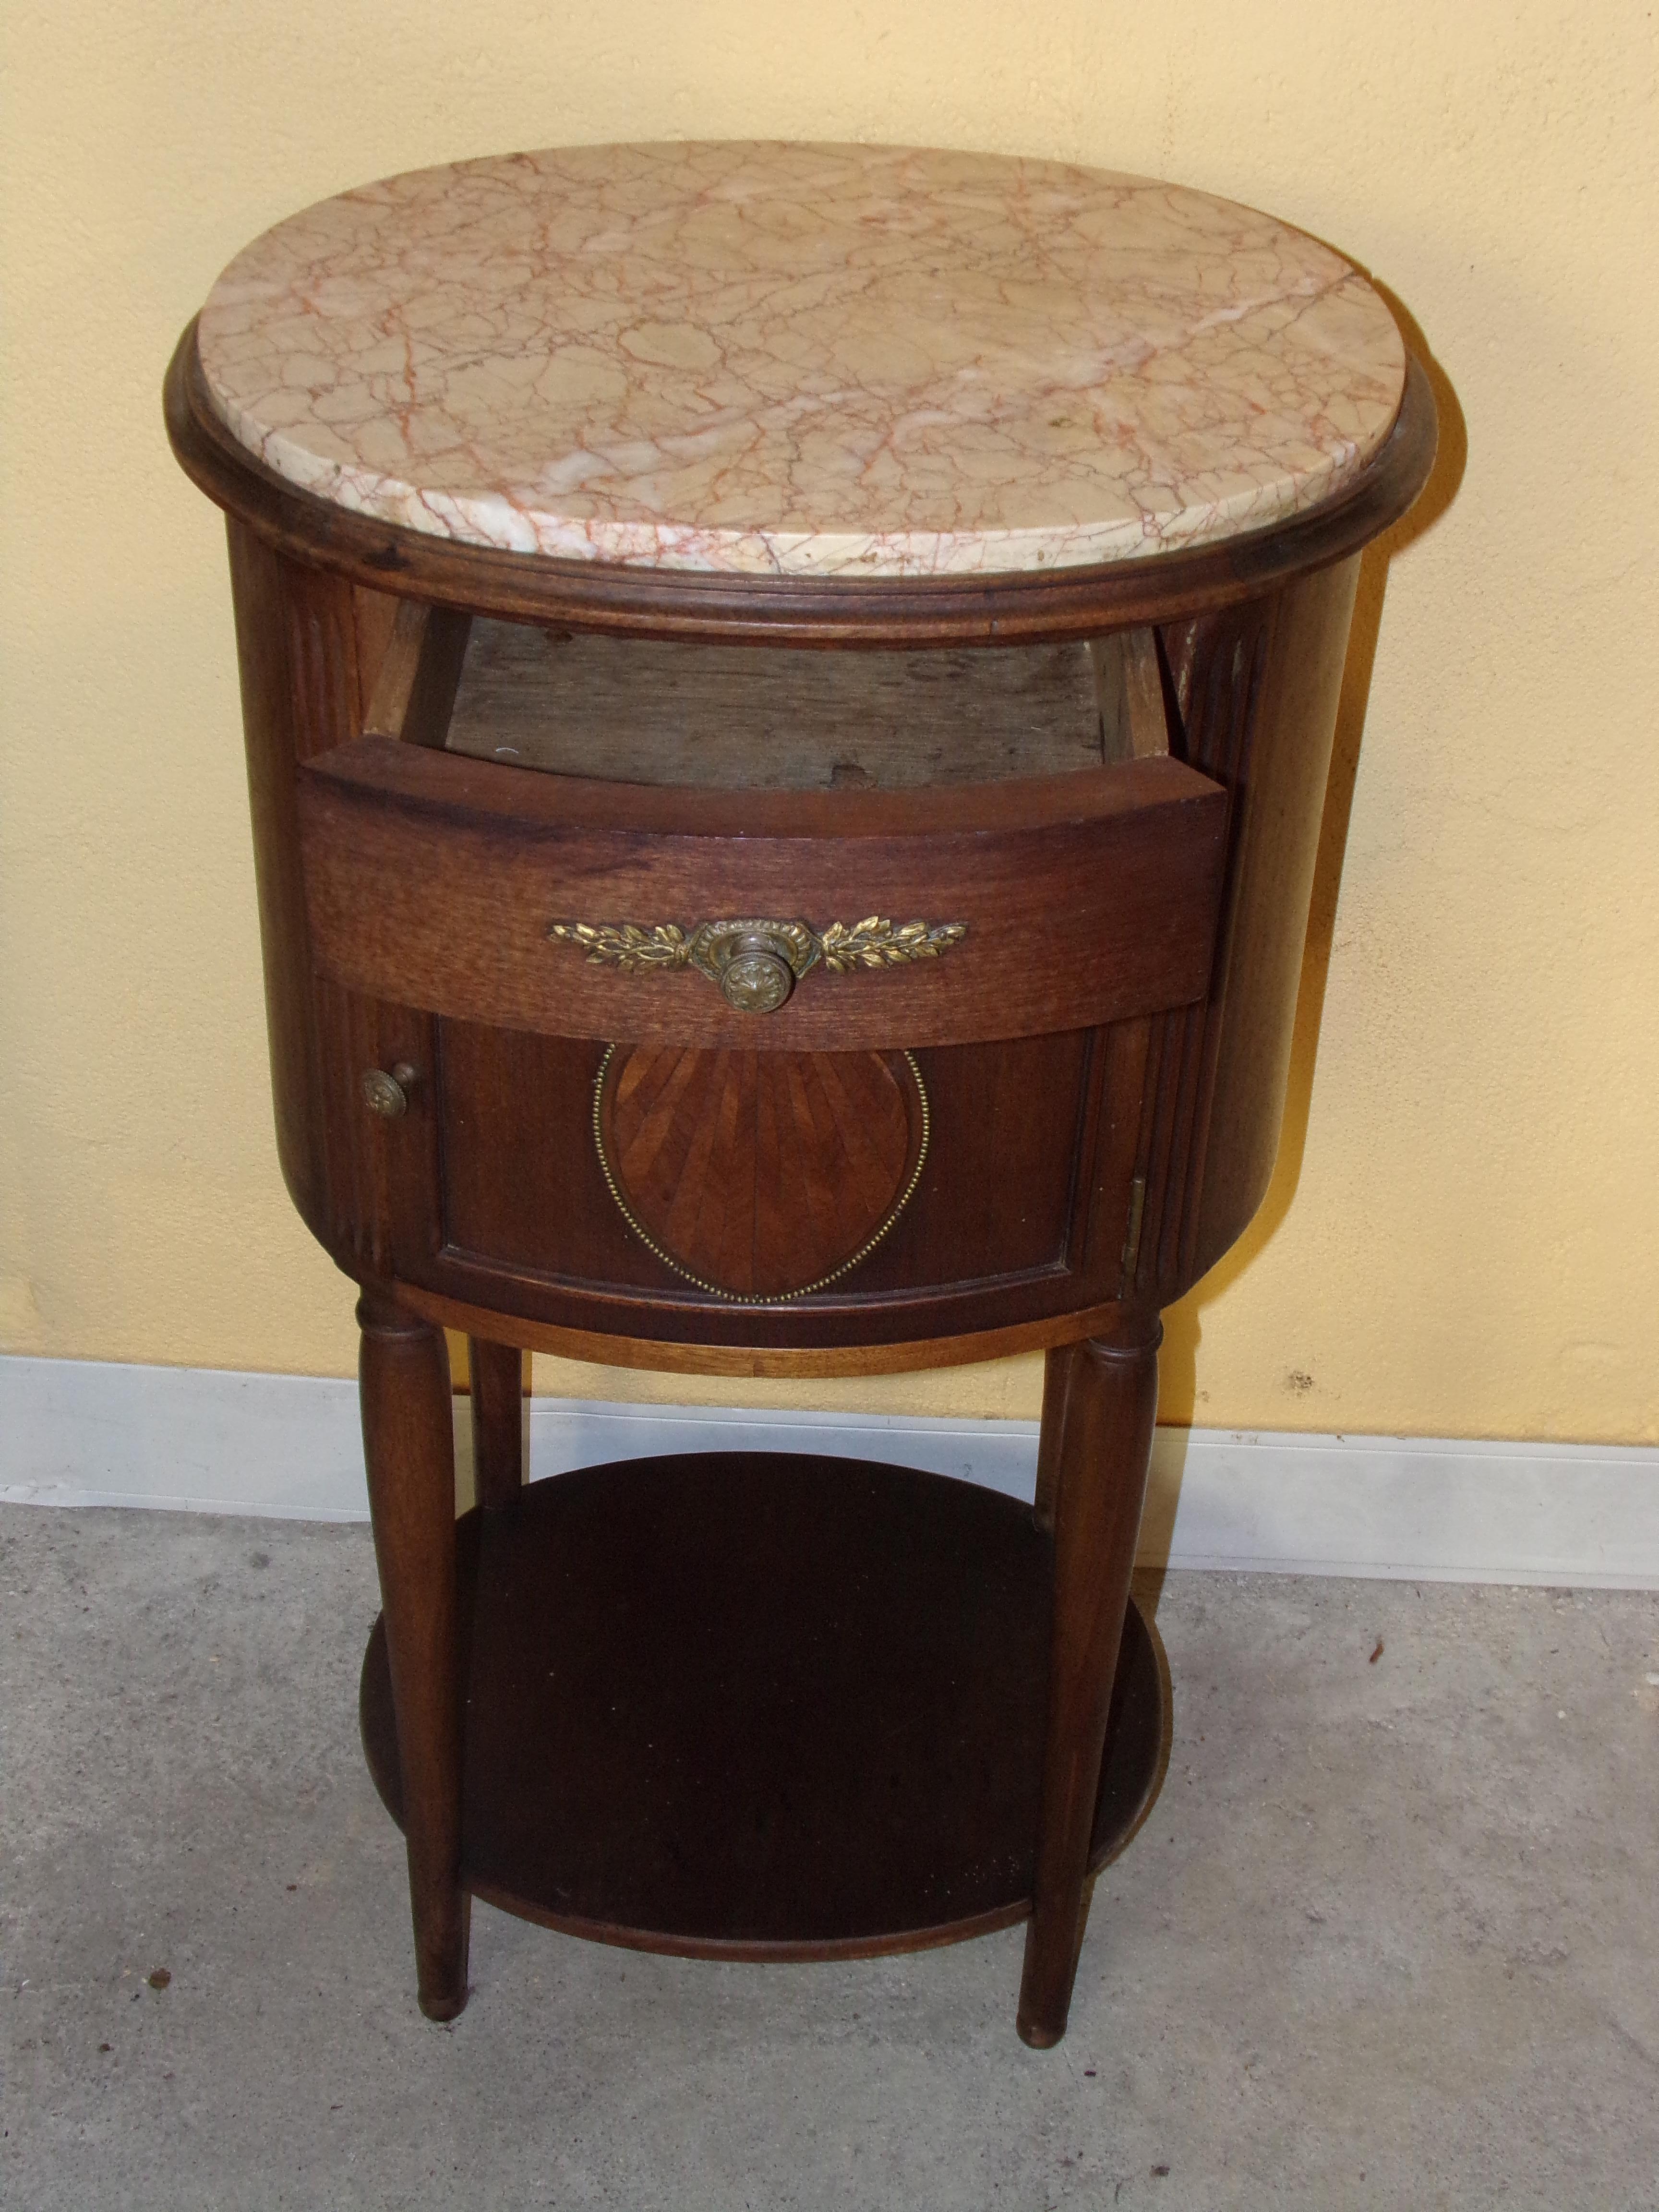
xmin=198 ymin=142 xmax=1406 ymax=580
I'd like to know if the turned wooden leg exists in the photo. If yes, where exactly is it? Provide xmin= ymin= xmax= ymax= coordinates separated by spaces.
xmin=1033 ymin=1341 xmax=1082 ymax=1535
xmin=468 ymin=1336 xmax=527 ymax=1511
xmin=1018 ymin=1309 xmax=1161 ymax=2048
xmin=358 ymin=1287 xmax=469 ymax=2021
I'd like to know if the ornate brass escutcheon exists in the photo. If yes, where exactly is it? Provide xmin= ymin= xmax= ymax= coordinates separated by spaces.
xmin=547 ymin=914 xmax=967 ymax=1013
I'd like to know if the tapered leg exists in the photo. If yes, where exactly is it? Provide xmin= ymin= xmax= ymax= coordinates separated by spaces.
xmin=358 ymin=1287 xmax=469 ymax=2020
xmin=469 ymin=1336 xmax=527 ymax=1511
xmin=1018 ymin=1309 xmax=1161 ymax=2048
xmin=1033 ymin=1341 xmax=1082 ymax=1535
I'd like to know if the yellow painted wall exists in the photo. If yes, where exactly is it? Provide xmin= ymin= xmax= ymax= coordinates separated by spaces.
xmin=3 ymin=1 xmax=1655 ymax=1443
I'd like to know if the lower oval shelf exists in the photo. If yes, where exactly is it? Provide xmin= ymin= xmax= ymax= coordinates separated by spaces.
xmin=361 ymin=1451 xmax=1168 ymax=1960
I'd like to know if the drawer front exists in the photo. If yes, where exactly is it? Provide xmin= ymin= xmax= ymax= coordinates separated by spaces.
xmin=297 ymin=736 xmax=1228 ymax=1050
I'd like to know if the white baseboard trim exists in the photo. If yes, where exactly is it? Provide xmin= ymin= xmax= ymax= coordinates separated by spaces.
xmin=2 ymin=1355 xmax=1655 ymax=1588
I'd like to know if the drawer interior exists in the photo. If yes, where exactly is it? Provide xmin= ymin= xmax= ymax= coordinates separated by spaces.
xmin=367 ymin=605 xmax=1169 ymax=792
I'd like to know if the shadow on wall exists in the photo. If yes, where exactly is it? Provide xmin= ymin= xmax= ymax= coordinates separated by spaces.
xmin=1153 ymin=291 xmax=1467 ymax=1452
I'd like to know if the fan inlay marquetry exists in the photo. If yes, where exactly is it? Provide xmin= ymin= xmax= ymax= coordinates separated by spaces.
xmin=595 ymin=1046 xmax=927 ymax=1301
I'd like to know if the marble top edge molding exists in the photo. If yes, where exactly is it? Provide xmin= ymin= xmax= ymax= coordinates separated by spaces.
xmin=197 ymin=140 xmax=1407 ymax=581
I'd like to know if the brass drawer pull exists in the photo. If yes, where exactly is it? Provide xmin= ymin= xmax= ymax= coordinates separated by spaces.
xmin=547 ymin=915 xmax=967 ymax=1014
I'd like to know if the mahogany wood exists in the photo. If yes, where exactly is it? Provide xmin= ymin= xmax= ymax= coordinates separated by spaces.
xmin=396 ymin=1283 xmax=1136 ymax=1380
xmin=315 ymin=984 xmax=438 ymax=1282
xmin=415 ymin=1024 xmax=1120 ymax=1354
xmin=296 ymin=734 xmax=1229 ymax=1052
xmin=1032 ymin=1341 xmax=1082 ymax=1537
xmin=165 ymin=282 xmax=1434 ymax=2044
xmin=358 ymin=1455 xmax=1167 ymax=1957
xmin=467 ymin=1336 xmax=526 ymax=1510
xmin=598 ymin=1045 xmax=923 ymax=1299
xmin=1091 ymin=625 xmax=1169 ymax=764
xmin=195 ymin=403 xmax=1431 ymax=1344
xmin=350 ymin=585 xmax=401 ymax=721
xmin=221 ymin=524 xmax=359 ymax=1239
xmin=1169 ymin=558 xmax=1368 ymax=1289
xmin=363 ymin=598 xmax=470 ymax=751
xmin=356 ymin=1288 xmax=469 ymax=2020
xmin=168 ymin=326 xmax=1435 ymax=646
xmin=1019 ymin=1313 xmax=1162 ymax=2047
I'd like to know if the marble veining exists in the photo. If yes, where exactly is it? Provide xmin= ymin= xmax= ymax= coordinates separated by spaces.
xmin=197 ymin=142 xmax=1407 ymax=577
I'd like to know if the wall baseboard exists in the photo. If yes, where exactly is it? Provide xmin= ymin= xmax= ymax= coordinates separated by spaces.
xmin=2 ymin=1355 xmax=1654 ymax=1588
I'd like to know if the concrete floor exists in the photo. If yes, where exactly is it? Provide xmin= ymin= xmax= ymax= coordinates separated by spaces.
xmin=2 ymin=1504 xmax=1656 ymax=2212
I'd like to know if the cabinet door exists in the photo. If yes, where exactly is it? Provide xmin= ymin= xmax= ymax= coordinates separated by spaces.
xmin=315 ymin=1006 xmax=1151 ymax=1352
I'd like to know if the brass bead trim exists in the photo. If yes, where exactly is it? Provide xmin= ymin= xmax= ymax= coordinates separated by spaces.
xmin=590 ymin=1045 xmax=930 ymax=1306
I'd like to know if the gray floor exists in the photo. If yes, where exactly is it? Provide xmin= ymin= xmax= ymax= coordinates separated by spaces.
xmin=2 ymin=1505 xmax=1656 ymax=2212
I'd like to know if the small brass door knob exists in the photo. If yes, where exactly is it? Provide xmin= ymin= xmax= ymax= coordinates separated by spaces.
xmin=361 ymin=1063 xmax=419 ymax=1118
xmin=714 ymin=933 xmax=797 ymax=1014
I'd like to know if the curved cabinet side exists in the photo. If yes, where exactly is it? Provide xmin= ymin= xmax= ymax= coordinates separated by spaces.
xmin=225 ymin=522 xmax=369 ymax=1246
xmin=1134 ymin=555 xmax=1361 ymax=1304
xmin=1188 ymin=556 xmax=1361 ymax=1282
xmin=224 ymin=523 xmax=1359 ymax=1322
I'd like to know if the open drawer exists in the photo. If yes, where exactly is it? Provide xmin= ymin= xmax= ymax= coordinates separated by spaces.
xmin=296 ymin=604 xmax=1230 ymax=1051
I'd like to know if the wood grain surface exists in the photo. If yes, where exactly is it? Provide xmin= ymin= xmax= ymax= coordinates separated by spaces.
xmin=1018 ymin=1314 xmax=1162 ymax=2045
xmin=599 ymin=1046 xmax=923 ymax=1298
xmin=445 ymin=617 xmax=1130 ymax=788
xmin=297 ymin=736 xmax=1229 ymax=1051
xmin=168 ymin=302 xmax=1435 ymax=2048
xmin=359 ymin=1454 xmax=1167 ymax=1959
xmin=356 ymin=1288 xmax=469 ymax=2020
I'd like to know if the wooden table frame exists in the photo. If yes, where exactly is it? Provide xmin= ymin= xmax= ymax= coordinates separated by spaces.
xmin=166 ymin=326 xmax=1434 ymax=2046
